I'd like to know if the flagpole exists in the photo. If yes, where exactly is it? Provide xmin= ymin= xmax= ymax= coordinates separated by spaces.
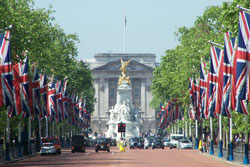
xmin=189 ymin=122 xmax=191 ymax=140
xmin=229 ymin=116 xmax=234 ymax=161
xmin=124 ymin=12 xmax=126 ymax=54
xmin=208 ymin=40 xmax=224 ymax=48
xmin=28 ymin=116 xmax=32 ymax=155
xmin=18 ymin=122 xmax=22 ymax=157
xmin=218 ymin=114 xmax=223 ymax=157
xmin=210 ymin=117 xmax=214 ymax=155
xmin=5 ymin=112 xmax=10 ymax=161
xmin=195 ymin=119 xmax=198 ymax=149
xmin=236 ymin=5 xmax=250 ymax=13
xmin=243 ymin=115 xmax=249 ymax=164
xmin=46 ymin=117 xmax=48 ymax=137
xmin=185 ymin=120 xmax=187 ymax=138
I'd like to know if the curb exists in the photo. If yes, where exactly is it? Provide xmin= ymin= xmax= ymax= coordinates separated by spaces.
xmin=200 ymin=152 xmax=249 ymax=167
xmin=0 ymin=153 xmax=39 ymax=165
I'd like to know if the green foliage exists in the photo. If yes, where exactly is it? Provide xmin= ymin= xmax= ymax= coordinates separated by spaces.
xmin=152 ymin=0 xmax=250 ymax=135
xmin=0 ymin=0 xmax=95 ymax=138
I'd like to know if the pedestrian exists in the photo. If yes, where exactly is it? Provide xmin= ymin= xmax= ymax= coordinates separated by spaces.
xmin=119 ymin=138 xmax=125 ymax=152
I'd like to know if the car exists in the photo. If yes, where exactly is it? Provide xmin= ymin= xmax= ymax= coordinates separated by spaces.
xmin=151 ymin=137 xmax=164 ymax=149
xmin=71 ymin=135 xmax=85 ymax=153
xmin=163 ymin=138 xmax=170 ymax=147
xmin=169 ymin=134 xmax=184 ymax=149
xmin=95 ymin=138 xmax=110 ymax=152
xmin=129 ymin=137 xmax=143 ymax=149
xmin=144 ymin=139 xmax=150 ymax=149
xmin=40 ymin=142 xmax=56 ymax=155
xmin=177 ymin=139 xmax=193 ymax=149
xmin=42 ymin=137 xmax=61 ymax=154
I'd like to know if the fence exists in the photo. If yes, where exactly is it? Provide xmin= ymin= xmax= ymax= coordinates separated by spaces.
xmin=206 ymin=143 xmax=246 ymax=163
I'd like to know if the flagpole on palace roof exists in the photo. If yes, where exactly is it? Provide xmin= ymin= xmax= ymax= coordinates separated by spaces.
xmin=124 ymin=12 xmax=126 ymax=54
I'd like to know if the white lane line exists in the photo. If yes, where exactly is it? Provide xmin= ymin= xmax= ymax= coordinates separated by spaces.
xmin=86 ymin=152 xmax=90 ymax=155
xmin=112 ymin=152 xmax=115 ymax=155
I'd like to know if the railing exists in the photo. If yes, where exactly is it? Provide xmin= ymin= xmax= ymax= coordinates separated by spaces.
xmin=207 ymin=143 xmax=246 ymax=162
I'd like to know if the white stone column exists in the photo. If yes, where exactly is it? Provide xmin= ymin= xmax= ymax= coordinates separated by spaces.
xmin=141 ymin=79 xmax=146 ymax=116
xmin=94 ymin=78 xmax=99 ymax=118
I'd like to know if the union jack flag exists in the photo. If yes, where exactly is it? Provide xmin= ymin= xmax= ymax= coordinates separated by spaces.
xmin=222 ymin=32 xmax=237 ymax=118
xmin=159 ymin=105 xmax=165 ymax=126
xmin=29 ymin=65 xmax=41 ymax=119
xmin=47 ymin=76 xmax=56 ymax=121
xmin=0 ymin=31 xmax=14 ymax=117
xmin=62 ymin=78 xmax=69 ymax=120
xmin=207 ymin=45 xmax=223 ymax=118
xmin=199 ymin=60 xmax=208 ymax=119
xmin=56 ymin=80 xmax=63 ymax=122
xmin=13 ymin=56 xmax=29 ymax=118
xmin=40 ymin=73 xmax=48 ymax=119
xmin=235 ymin=10 xmax=250 ymax=115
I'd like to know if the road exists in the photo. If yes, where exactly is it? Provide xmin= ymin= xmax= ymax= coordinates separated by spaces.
xmin=1 ymin=147 xmax=235 ymax=167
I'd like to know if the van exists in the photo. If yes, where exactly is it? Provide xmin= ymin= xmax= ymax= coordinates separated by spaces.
xmin=169 ymin=134 xmax=184 ymax=148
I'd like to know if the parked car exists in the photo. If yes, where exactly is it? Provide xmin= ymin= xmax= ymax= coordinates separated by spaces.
xmin=71 ymin=135 xmax=85 ymax=153
xmin=163 ymin=138 xmax=170 ymax=147
xmin=42 ymin=137 xmax=61 ymax=154
xmin=40 ymin=142 xmax=56 ymax=155
xmin=152 ymin=137 xmax=164 ymax=149
xmin=177 ymin=139 xmax=193 ymax=149
xmin=95 ymin=138 xmax=110 ymax=152
xmin=129 ymin=137 xmax=143 ymax=149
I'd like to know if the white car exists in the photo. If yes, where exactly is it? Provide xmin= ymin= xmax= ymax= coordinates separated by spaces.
xmin=40 ymin=142 xmax=57 ymax=155
xmin=177 ymin=139 xmax=193 ymax=149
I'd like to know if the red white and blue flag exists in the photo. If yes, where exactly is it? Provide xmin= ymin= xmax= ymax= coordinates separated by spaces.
xmin=222 ymin=32 xmax=237 ymax=118
xmin=235 ymin=10 xmax=250 ymax=115
xmin=29 ymin=65 xmax=41 ymax=119
xmin=199 ymin=60 xmax=208 ymax=119
xmin=13 ymin=56 xmax=29 ymax=118
xmin=0 ymin=31 xmax=14 ymax=117
xmin=47 ymin=76 xmax=56 ymax=121
xmin=62 ymin=78 xmax=69 ymax=120
xmin=207 ymin=45 xmax=223 ymax=118
xmin=56 ymin=80 xmax=63 ymax=122
xmin=40 ymin=73 xmax=48 ymax=119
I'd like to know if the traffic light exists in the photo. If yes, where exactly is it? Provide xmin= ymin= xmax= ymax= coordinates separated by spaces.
xmin=118 ymin=122 xmax=126 ymax=132
xmin=122 ymin=123 xmax=126 ymax=132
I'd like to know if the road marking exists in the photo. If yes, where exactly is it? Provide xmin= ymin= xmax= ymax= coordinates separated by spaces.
xmin=112 ymin=152 xmax=115 ymax=155
xmin=86 ymin=152 xmax=90 ymax=155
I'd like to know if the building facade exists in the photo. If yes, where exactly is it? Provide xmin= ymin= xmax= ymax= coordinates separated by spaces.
xmin=86 ymin=53 xmax=157 ymax=134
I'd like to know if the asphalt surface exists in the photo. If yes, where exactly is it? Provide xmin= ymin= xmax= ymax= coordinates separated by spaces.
xmin=1 ymin=147 xmax=238 ymax=167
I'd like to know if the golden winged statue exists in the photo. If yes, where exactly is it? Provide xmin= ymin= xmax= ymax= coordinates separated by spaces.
xmin=118 ymin=58 xmax=131 ymax=85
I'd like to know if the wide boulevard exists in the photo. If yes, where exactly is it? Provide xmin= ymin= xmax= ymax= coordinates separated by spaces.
xmin=1 ymin=147 xmax=235 ymax=167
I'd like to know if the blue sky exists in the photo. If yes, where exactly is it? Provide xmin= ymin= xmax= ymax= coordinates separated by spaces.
xmin=34 ymin=0 xmax=229 ymax=62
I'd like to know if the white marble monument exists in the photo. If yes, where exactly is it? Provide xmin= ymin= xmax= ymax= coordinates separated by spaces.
xmin=106 ymin=59 xmax=142 ymax=140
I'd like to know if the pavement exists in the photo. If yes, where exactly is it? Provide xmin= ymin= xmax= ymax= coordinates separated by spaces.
xmin=0 ymin=147 xmax=248 ymax=167
xmin=201 ymin=152 xmax=250 ymax=167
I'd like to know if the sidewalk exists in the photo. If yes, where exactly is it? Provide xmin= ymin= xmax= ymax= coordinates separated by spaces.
xmin=0 ymin=153 xmax=39 ymax=165
xmin=200 ymin=151 xmax=250 ymax=167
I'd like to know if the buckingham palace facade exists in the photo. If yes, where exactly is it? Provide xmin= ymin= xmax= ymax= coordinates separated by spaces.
xmin=86 ymin=53 xmax=158 ymax=134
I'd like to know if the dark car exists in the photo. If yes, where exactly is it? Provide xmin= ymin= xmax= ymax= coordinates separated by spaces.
xmin=152 ymin=137 xmax=164 ymax=150
xmin=95 ymin=138 xmax=110 ymax=152
xmin=42 ymin=137 xmax=61 ymax=154
xmin=129 ymin=137 xmax=143 ymax=149
xmin=71 ymin=135 xmax=85 ymax=153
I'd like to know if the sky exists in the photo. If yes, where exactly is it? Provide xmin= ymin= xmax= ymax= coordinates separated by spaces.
xmin=34 ymin=0 xmax=229 ymax=62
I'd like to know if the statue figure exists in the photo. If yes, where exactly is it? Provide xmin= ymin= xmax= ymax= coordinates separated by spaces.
xmin=118 ymin=58 xmax=131 ymax=85
xmin=120 ymin=58 xmax=131 ymax=75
